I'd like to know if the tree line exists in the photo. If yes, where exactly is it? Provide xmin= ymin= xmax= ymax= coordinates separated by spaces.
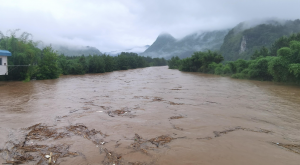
xmin=168 ymin=32 xmax=300 ymax=84
xmin=0 ymin=30 xmax=167 ymax=81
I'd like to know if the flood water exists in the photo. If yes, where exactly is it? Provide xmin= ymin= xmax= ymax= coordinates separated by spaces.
xmin=1 ymin=66 xmax=300 ymax=165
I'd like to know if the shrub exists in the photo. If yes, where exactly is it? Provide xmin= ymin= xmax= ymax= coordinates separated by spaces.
xmin=214 ymin=66 xmax=223 ymax=75
xmin=222 ymin=64 xmax=232 ymax=74
xmin=248 ymin=57 xmax=273 ymax=80
xmin=231 ymin=73 xmax=248 ymax=79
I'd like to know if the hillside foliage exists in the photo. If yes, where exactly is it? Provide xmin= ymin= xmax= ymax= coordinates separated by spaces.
xmin=219 ymin=19 xmax=300 ymax=61
xmin=169 ymin=32 xmax=300 ymax=84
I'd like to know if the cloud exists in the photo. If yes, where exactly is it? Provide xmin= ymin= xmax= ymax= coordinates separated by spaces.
xmin=0 ymin=0 xmax=299 ymax=52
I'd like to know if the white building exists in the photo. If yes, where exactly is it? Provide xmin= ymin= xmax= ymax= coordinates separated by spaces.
xmin=0 ymin=50 xmax=12 ymax=75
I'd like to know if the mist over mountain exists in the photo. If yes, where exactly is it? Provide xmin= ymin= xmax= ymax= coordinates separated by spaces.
xmin=141 ymin=30 xmax=229 ymax=59
xmin=220 ymin=19 xmax=300 ymax=61
xmin=105 ymin=45 xmax=150 ymax=56
xmin=54 ymin=45 xmax=102 ymax=56
xmin=141 ymin=18 xmax=300 ymax=61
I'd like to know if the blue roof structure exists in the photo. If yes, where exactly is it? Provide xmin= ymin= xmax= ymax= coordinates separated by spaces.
xmin=0 ymin=50 xmax=12 ymax=56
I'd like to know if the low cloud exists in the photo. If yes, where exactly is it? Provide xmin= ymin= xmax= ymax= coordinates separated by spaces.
xmin=0 ymin=0 xmax=299 ymax=52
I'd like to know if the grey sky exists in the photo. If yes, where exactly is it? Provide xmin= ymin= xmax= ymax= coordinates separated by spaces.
xmin=0 ymin=0 xmax=299 ymax=52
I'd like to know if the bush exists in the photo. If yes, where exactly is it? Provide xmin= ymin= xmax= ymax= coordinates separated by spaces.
xmin=248 ymin=57 xmax=273 ymax=80
xmin=241 ymin=68 xmax=250 ymax=75
xmin=235 ymin=59 xmax=249 ymax=73
xmin=268 ymin=56 xmax=290 ymax=82
xmin=222 ymin=65 xmax=232 ymax=75
xmin=214 ymin=66 xmax=223 ymax=75
xmin=208 ymin=62 xmax=222 ymax=74
xmin=231 ymin=73 xmax=248 ymax=79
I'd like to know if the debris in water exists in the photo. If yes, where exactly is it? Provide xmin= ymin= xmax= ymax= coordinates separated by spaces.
xmin=169 ymin=116 xmax=184 ymax=119
xmin=82 ymin=107 xmax=90 ymax=110
xmin=100 ymin=106 xmax=111 ymax=110
xmin=213 ymin=127 xmax=272 ymax=138
xmin=130 ymin=134 xmax=146 ymax=150
xmin=197 ymin=137 xmax=213 ymax=140
xmin=169 ymin=101 xmax=184 ymax=105
xmin=272 ymin=142 xmax=300 ymax=155
xmin=258 ymin=128 xmax=273 ymax=134
xmin=115 ymin=143 xmax=121 ymax=148
xmin=129 ymin=133 xmax=175 ymax=154
xmin=133 ymin=96 xmax=150 ymax=99
xmin=113 ymin=109 xmax=130 ymax=115
xmin=103 ymin=148 xmax=123 ymax=165
xmin=149 ymin=135 xmax=174 ymax=147
xmin=66 ymin=123 xmax=106 ymax=144
xmin=128 ymin=162 xmax=148 ymax=165
xmin=48 ymin=152 xmax=52 ymax=164
xmin=0 ymin=123 xmax=106 ymax=164
xmin=106 ymin=107 xmax=134 ymax=118
xmin=0 ymin=141 xmax=78 ymax=165
xmin=152 ymin=97 xmax=163 ymax=102
xmin=172 ymin=125 xmax=184 ymax=131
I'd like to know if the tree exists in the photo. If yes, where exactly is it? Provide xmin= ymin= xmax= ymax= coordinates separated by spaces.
xmin=103 ymin=54 xmax=115 ymax=72
xmin=36 ymin=46 xmax=60 ymax=80
xmin=248 ymin=57 xmax=273 ymax=80
xmin=168 ymin=56 xmax=181 ymax=69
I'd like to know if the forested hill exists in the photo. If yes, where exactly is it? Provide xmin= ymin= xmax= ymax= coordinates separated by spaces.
xmin=54 ymin=46 xmax=102 ymax=56
xmin=220 ymin=19 xmax=300 ymax=61
xmin=141 ymin=30 xmax=229 ymax=59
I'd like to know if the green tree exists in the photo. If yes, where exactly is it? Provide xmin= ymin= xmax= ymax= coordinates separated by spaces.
xmin=168 ymin=56 xmax=181 ymax=69
xmin=248 ymin=57 xmax=273 ymax=80
xmin=36 ymin=46 xmax=60 ymax=80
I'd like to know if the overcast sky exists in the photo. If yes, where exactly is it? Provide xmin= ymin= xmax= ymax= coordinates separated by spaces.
xmin=0 ymin=0 xmax=299 ymax=52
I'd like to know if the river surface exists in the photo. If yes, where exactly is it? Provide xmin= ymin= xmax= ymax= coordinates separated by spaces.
xmin=1 ymin=66 xmax=300 ymax=165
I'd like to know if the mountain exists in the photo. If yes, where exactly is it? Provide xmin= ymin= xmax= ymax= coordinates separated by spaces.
xmin=220 ymin=19 xmax=300 ymax=61
xmin=141 ymin=30 xmax=229 ymax=59
xmin=106 ymin=45 xmax=150 ymax=56
xmin=54 ymin=46 xmax=102 ymax=56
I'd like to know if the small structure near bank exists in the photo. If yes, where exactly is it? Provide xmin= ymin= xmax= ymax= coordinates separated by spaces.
xmin=0 ymin=50 xmax=12 ymax=75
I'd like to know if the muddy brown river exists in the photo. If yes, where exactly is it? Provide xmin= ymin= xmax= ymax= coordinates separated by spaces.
xmin=1 ymin=66 xmax=300 ymax=165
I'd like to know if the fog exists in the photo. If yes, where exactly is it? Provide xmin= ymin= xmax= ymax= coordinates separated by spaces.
xmin=0 ymin=0 xmax=299 ymax=52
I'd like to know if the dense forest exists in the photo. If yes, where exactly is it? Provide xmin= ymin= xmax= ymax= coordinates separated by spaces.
xmin=168 ymin=32 xmax=300 ymax=84
xmin=0 ymin=30 xmax=167 ymax=81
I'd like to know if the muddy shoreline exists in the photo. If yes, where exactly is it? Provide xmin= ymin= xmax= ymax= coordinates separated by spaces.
xmin=1 ymin=66 xmax=300 ymax=165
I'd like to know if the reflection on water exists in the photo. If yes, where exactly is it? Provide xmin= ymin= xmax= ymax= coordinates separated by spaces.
xmin=0 ymin=66 xmax=300 ymax=165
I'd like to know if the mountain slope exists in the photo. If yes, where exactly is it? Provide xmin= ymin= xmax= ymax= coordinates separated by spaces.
xmin=54 ymin=46 xmax=102 ymax=56
xmin=143 ymin=33 xmax=176 ymax=54
xmin=220 ymin=19 xmax=300 ymax=61
xmin=141 ymin=30 xmax=229 ymax=59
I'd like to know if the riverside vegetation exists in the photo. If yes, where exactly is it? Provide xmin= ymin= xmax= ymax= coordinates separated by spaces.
xmin=168 ymin=32 xmax=300 ymax=84
xmin=0 ymin=30 xmax=167 ymax=81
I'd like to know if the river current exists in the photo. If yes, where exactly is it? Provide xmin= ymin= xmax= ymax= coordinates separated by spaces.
xmin=1 ymin=66 xmax=300 ymax=165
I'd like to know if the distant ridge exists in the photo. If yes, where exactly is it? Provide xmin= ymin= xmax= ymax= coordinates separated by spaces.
xmin=142 ymin=18 xmax=300 ymax=61
xmin=105 ymin=45 xmax=150 ymax=56
xmin=141 ymin=30 xmax=229 ymax=59
xmin=54 ymin=46 xmax=102 ymax=56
